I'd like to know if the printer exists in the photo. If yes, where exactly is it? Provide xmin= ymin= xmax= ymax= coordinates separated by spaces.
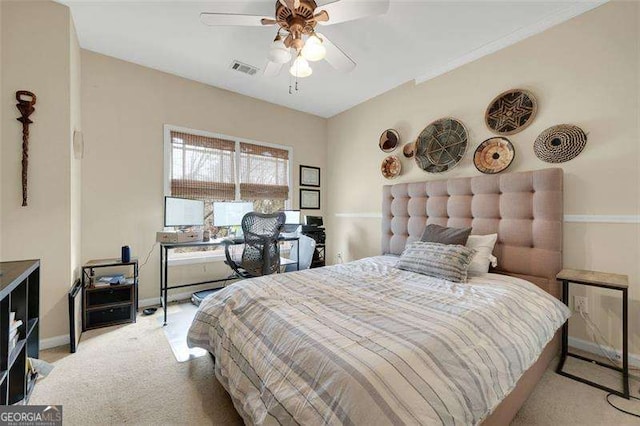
xmin=301 ymin=216 xmax=325 ymax=244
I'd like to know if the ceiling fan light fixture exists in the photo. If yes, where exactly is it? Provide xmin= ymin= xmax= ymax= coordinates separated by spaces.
xmin=301 ymin=33 xmax=326 ymax=62
xmin=268 ymin=35 xmax=292 ymax=64
xmin=290 ymin=55 xmax=312 ymax=78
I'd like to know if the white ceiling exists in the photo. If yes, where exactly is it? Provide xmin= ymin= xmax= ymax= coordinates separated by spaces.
xmin=59 ymin=0 xmax=603 ymax=118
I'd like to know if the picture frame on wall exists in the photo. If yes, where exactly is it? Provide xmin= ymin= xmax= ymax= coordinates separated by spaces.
xmin=300 ymin=189 xmax=321 ymax=210
xmin=300 ymin=165 xmax=321 ymax=187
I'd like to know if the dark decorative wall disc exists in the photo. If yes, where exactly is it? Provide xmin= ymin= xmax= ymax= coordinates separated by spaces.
xmin=379 ymin=129 xmax=400 ymax=152
xmin=474 ymin=137 xmax=515 ymax=174
xmin=415 ymin=118 xmax=468 ymax=173
xmin=381 ymin=155 xmax=401 ymax=179
xmin=534 ymin=124 xmax=587 ymax=163
xmin=402 ymin=142 xmax=415 ymax=158
xmin=485 ymin=89 xmax=537 ymax=135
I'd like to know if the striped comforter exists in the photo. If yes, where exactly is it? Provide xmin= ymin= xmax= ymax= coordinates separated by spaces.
xmin=187 ymin=256 xmax=570 ymax=425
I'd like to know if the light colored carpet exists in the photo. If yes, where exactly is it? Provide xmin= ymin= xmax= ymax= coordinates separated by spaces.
xmin=31 ymin=306 xmax=242 ymax=425
xmin=30 ymin=305 xmax=640 ymax=425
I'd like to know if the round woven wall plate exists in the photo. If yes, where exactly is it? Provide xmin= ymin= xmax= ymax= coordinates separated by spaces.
xmin=474 ymin=137 xmax=515 ymax=174
xmin=381 ymin=155 xmax=401 ymax=179
xmin=379 ymin=129 xmax=400 ymax=152
xmin=415 ymin=118 xmax=468 ymax=173
xmin=534 ymin=124 xmax=587 ymax=163
xmin=485 ymin=89 xmax=537 ymax=135
xmin=402 ymin=142 xmax=415 ymax=158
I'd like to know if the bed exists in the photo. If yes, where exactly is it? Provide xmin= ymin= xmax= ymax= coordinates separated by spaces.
xmin=188 ymin=168 xmax=569 ymax=425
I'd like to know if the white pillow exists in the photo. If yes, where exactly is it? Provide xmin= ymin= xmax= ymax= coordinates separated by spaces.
xmin=466 ymin=234 xmax=498 ymax=275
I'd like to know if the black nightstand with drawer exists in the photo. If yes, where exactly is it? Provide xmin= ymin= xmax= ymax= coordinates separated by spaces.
xmin=84 ymin=284 xmax=136 ymax=330
xmin=81 ymin=258 xmax=138 ymax=331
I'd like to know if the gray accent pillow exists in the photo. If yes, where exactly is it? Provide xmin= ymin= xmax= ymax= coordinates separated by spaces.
xmin=421 ymin=224 xmax=472 ymax=246
xmin=396 ymin=241 xmax=477 ymax=283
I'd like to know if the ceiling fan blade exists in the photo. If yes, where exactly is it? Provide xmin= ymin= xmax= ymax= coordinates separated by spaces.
xmin=316 ymin=33 xmax=356 ymax=72
xmin=200 ymin=13 xmax=272 ymax=27
xmin=261 ymin=18 xmax=278 ymax=26
xmin=264 ymin=61 xmax=284 ymax=77
xmin=316 ymin=0 xmax=390 ymax=25
xmin=313 ymin=10 xmax=329 ymax=23
xmin=279 ymin=0 xmax=297 ymax=12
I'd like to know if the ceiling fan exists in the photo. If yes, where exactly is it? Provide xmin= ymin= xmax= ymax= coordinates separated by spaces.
xmin=200 ymin=0 xmax=390 ymax=78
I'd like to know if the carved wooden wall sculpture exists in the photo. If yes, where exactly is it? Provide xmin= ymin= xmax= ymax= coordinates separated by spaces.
xmin=16 ymin=91 xmax=36 ymax=206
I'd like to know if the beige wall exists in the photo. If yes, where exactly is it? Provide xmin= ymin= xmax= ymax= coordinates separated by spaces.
xmin=3 ymin=1 xmax=635 ymax=358
xmin=80 ymin=50 xmax=327 ymax=303
xmin=326 ymin=2 xmax=640 ymax=353
xmin=1 ymin=0 xmax=81 ymax=340
xmin=70 ymin=18 xmax=82 ymax=284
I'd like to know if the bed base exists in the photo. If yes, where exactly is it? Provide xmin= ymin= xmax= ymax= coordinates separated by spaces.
xmin=209 ymin=333 xmax=560 ymax=425
xmin=482 ymin=333 xmax=560 ymax=425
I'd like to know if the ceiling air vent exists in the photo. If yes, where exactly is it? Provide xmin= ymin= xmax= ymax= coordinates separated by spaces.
xmin=230 ymin=60 xmax=259 ymax=76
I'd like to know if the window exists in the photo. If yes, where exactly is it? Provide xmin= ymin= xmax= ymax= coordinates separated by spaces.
xmin=170 ymin=131 xmax=236 ymax=201
xmin=164 ymin=126 xmax=292 ymax=257
xmin=239 ymin=142 xmax=290 ymax=214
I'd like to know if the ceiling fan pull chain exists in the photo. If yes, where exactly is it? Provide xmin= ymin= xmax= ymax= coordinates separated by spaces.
xmin=288 ymin=62 xmax=293 ymax=95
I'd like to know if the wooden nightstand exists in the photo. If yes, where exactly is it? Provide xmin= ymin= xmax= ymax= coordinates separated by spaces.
xmin=556 ymin=268 xmax=629 ymax=399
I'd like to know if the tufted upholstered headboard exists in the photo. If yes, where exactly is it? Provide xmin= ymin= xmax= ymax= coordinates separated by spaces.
xmin=382 ymin=168 xmax=563 ymax=298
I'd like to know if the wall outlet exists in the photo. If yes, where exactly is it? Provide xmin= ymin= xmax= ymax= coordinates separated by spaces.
xmin=336 ymin=253 xmax=344 ymax=264
xmin=574 ymin=296 xmax=589 ymax=314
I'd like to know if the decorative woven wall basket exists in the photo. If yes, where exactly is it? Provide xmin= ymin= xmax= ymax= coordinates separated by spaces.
xmin=381 ymin=155 xmax=402 ymax=179
xmin=474 ymin=137 xmax=515 ymax=174
xmin=415 ymin=118 xmax=468 ymax=173
xmin=402 ymin=142 xmax=415 ymax=158
xmin=534 ymin=124 xmax=587 ymax=163
xmin=485 ymin=89 xmax=537 ymax=135
xmin=379 ymin=129 xmax=400 ymax=152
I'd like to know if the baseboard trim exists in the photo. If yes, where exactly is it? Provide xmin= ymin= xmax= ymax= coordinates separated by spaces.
xmin=39 ymin=291 xmax=204 ymax=350
xmin=138 ymin=290 xmax=209 ymax=308
xmin=38 ymin=323 xmax=640 ymax=370
xmin=568 ymin=336 xmax=640 ymax=367
xmin=41 ymin=334 xmax=70 ymax=350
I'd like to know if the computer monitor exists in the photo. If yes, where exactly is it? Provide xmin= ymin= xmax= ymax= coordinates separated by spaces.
xmin=164 ymin=197 xmax=205 ymax=227
xmin=213 ymin=202 xmax=254 ymax=227
xmin=283 ymin=210 xmax=301 ymax=225
xmin=282 ymin=210 xmax=302 ymax=233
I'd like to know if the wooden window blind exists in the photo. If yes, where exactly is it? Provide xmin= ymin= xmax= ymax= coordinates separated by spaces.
xmin=170 ymin=131 xmax=236 ymax=200
xmin=239 ymin=142 xmax=289 ymax=200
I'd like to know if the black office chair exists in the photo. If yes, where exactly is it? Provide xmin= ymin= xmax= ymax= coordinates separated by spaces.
xmin=224 ymin=212 xmax=286 ymax=279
